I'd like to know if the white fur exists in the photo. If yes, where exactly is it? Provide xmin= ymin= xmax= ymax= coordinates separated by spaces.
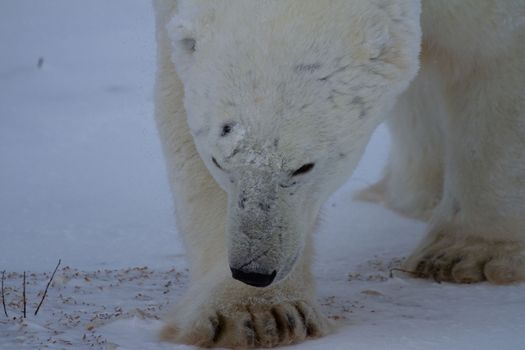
xmin=153 ymin=0 xmax=525 ymax=347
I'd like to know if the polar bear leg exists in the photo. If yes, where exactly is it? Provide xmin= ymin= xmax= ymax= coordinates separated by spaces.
xmin=405 ymin=51 xmax=525 ymax=284
xmin=160 ymin=242 xmax=330 ymax=348
xmin=356 ymin=63 xmax=445 ymax=221
xmin=153 ymin=3 xmax=330 ymax=347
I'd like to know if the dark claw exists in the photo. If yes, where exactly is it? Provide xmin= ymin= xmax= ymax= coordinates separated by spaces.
xmin=294 ymin=303 xmax=307 ymax=333
xmin=435 ymin=253 xmax=446 ymax=261
xmin=286 ymin=313 xmax=296 ymax=333
xmin=305 ymin=320 xmax=318 ymax=337
xmin=244 ymin=319 xmax=255 ymax=330
xmin=212 ymin=313 xmax=226 ymax=343
xmin=426 ymin=261 xmax=442 ymax=283
xmin=263 ymin=317 xmax=278 ymax=338
xmin=443 ymin=257 xmax=463 ymax=281
xmin=243 ymin=319 xmax=256 ymax=346
xmin=415 ymin=260 xmax=428 ymax=277
xmin=271 ymin=308 xmax=287 ymax=340
xmin=432 ymin=268 xmax=442 ymax=284
xmin=295 ymin=303 xmax=316 ymax=337
xmin=452 ymin=256 xmax=464 ymax=265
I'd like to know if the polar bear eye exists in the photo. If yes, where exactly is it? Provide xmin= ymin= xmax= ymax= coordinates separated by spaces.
xmin=212 ymin=157 xmax=223 ymax=170
xmin=180 ymin=38 xmax=196 ymax=53
xmin=221 ymin=122 xmax=235 ymax=137
xmin=291 ymin=163 xmax=315 ymax=177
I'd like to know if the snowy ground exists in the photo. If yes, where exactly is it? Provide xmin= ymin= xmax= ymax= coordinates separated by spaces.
xmin=1 ymin=1 xmax=524 ymax=349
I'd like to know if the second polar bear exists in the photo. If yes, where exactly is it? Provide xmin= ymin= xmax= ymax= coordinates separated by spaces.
xmin=153 ymin=0 xmax=525 ymax=348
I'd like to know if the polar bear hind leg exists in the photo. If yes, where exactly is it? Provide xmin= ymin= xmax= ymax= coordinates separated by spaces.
xmin=405 ymin=34 xmax=525 ymax=284
xmin=356 ymin=62 xmax=446 ymax=221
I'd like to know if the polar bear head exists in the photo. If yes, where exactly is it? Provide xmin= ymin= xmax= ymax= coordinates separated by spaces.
xmin=167 ymin=0 xmax=421 ymax=287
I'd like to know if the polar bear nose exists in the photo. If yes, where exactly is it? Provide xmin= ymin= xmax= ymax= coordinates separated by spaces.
xmin=230 ymin=267 xmax=277 ymax=287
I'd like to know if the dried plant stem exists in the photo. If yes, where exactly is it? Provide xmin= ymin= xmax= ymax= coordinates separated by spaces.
xmin=22 ymin=272 xmax=26 ymax=318
xmin=34 ymin=259 xmax=61 ymax=316
xmin=1 ymin=271 xmax=8 ymax=318
xmin=389 ymin=267 xmax=420 ymax=278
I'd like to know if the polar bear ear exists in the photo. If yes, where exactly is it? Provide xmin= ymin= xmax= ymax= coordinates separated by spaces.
xmin=180 ymin=37 xmax=197 ymax=53
xmin=166 ymin=15 xmax=198 ymax=58
xmin=165 ymin=17 xmax=199 ymax=78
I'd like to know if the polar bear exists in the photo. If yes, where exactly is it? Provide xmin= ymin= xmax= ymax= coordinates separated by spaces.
xmin=152 ymin=0 xmax=525 ymax=347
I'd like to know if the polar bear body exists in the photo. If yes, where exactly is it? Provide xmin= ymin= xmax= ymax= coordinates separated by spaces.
xmin=153 ymin=0 xmax=525 ymax=347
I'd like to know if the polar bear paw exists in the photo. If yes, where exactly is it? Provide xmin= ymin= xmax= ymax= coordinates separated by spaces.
xmin=160 ymin=299 xmax=330 ymax=348
xmin=405 ymin=233 xmax=525 ymax=284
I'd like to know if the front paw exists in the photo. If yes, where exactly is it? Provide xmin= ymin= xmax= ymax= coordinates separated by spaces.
xmin=405 ymin=232 xmax=525 ymax=284
xmin=161 ymin=298 xmax=330 ymax=348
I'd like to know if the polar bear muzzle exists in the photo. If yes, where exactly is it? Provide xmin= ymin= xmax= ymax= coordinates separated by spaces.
xmin=226 ymin=168 xmax=305 ymax=287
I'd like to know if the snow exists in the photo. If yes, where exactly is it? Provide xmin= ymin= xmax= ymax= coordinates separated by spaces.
xmin=1 ymin=1 xmax=524 ymax=349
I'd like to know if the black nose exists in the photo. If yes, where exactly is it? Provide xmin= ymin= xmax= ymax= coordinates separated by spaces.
xmin=230 ymin=268 xmax=277 ymax=287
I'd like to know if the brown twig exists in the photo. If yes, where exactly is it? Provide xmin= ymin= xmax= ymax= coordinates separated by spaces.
xmin=1 ymin=271 xmax=8 ymax=318
xmin=22 ymin=271 xmax=27 ymax=318
xmin=34 ymin=259 xmax=61 ymax=316
xmin=22 ymin=272 xmax=27 ymax=318
xmin=389 ymin=268 xmax=420 ymax=278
